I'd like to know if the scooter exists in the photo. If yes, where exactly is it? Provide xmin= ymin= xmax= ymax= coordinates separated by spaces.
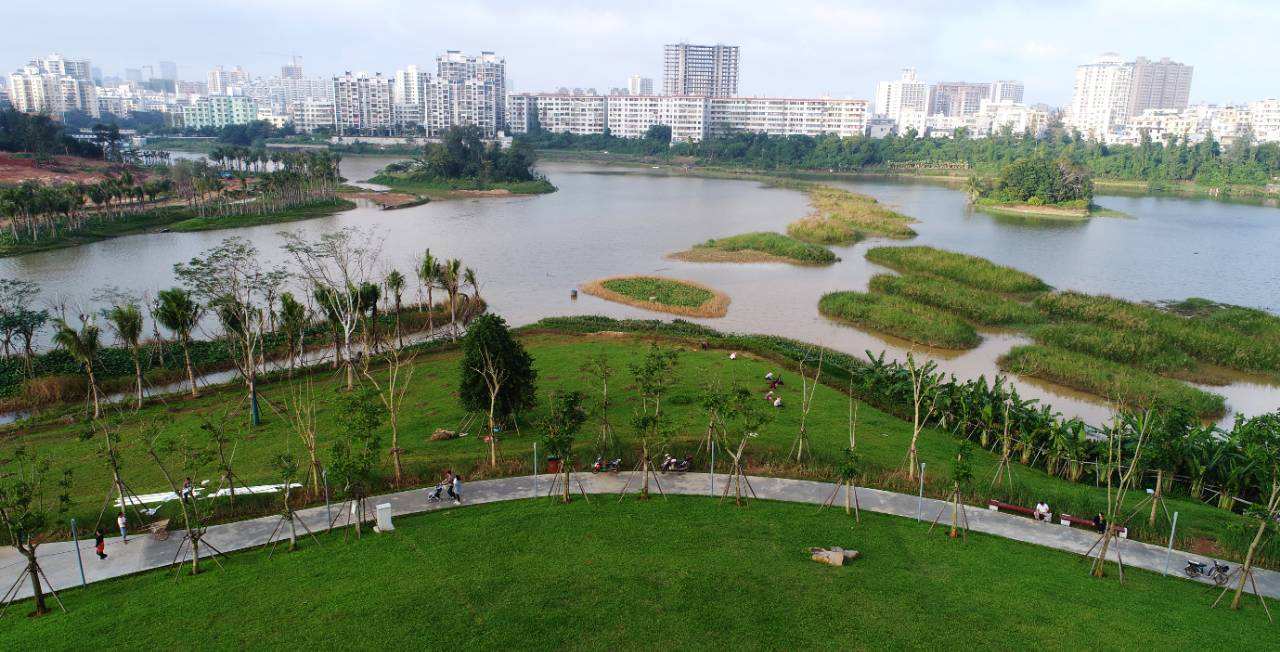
xmin=660 ymin=454 xmax=693 ymax=473
xmin=1184 ymin=559 xmax=1231 ymax=586
xmin=591 ymin=456 xmax=622 ymax=474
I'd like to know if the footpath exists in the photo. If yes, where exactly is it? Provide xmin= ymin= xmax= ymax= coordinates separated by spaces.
xmin=2 ymin=472 xmax=1276 ymax=602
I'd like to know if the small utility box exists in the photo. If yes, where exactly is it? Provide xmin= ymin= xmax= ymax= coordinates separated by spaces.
xmin=374 ymin=503 xmax=395 ymax=533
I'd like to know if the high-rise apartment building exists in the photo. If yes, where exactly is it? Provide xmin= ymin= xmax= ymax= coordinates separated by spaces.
xmin=436 ymin=51 xmax=506 ymax=128
xmin=181 ymin=95 xmax=258 ymax=129
xmin=1067 ymin=53 xmax=1193 ymax=141
xmin=159 ymin=61 xmax=178 ymax=81
xmin=929 ymin=82 xmax=991 ymax=116
xmin=8 ymin=59 xmax=99 ymax=117
xmin=1129 ymin=56 xmax=1193 ymax=116
xmin=29 ymin=53 xmax=92 ymax=81
xmin=281 ymin=59 xmax=305 ymax=80
xmin=874 ymin=68 xmax=929 ymax=123
xmin=662 ymin=43 xmax=739 ymax=97
xmin=990 ymin=80 xmax=1024 ymax=103
xmin=207 ymin=65 xmax=250 ymax=95
xmin=392 ymin=65 xmax=431 ymax=128
xmin=332 ymin=72 xmax=393 ymax=135
xmin=627 ymin=75 xmax=654 ymax=96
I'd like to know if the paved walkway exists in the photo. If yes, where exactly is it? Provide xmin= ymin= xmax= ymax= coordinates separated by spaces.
xmin=3 ymin=472 xmax=1276 ymax=603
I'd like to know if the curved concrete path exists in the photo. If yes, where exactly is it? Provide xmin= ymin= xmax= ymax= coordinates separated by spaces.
xmin=2 ymin=472 xmax=1275 ymax=603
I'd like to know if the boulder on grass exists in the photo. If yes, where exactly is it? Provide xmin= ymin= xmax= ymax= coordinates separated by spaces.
xmin=809 ymin=546 xmax=861 ymax=566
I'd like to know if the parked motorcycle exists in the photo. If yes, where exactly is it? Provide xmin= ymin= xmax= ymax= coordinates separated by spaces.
xmin=1184 ymin=559 xmax=1231 ymax=586
xmin=660 ymin=454 xmax=693 ymax=473
xmin=591 ymin=456 xmax=622 ymax=474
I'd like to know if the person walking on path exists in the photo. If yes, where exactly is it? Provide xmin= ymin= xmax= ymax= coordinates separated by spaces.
xmin=117 ymin=512 xmax=129 ymax=543
xmin=94 ymin=528 xmax=108 ymax=560
xmin=449 ymin=472 xmax=463 ymax=505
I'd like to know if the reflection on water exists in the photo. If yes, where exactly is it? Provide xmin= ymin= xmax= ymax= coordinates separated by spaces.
xmin=1 ymin=158 xmax=1276 ymax=427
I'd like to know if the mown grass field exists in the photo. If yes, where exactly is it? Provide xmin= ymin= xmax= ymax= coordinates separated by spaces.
xmin=677 ymin=231 xmax=838 ymax=265
xmin=6 ymin=332 xmax=1260 ymax=562
xmin=998 ymin=345 xmax=1226 ymax=418
xmin=4 ymin=498 xmax=1273 ymax=648
xmin=865 ymin=246 xmax=1050 ymax=295
xmin=868 ymin=273 xmax=1043 ymax=326
xmin=819 ymin=291 xmax=980 ymax=349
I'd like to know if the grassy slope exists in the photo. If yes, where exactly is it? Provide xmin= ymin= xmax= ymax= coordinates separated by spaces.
xmin=167 ymin=198 xmax=357 ymax=232
xmin=4 ymin=498 xmax=1272 ymax=648
xmin=4 ymin=333 xmax=1260 ymax=561
xmin=819 ymin=291 xmax=980 ymax=349
xmin=685 ymin=231 xmax=838 ymax=265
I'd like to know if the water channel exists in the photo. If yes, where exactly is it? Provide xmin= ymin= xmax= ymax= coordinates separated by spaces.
xmin=3 ymin=155 xmax=1277 ymax=427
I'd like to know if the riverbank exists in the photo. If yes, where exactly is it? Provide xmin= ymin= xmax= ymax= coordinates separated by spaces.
xmin=534 ymin=149 xmax=1280 ymax=203
xmin=0 ymin=198 xmax=357 ymax=257
xmin=972 ymin=200 xmax=1092 ymax=219
xmin=367 ymin=172 xmax=557 ymax=199
xmin=580 ymin=275 xmax=730 ymax=318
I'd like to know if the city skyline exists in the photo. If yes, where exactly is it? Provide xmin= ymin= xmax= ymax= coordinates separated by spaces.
xmin=4 ymin=0 xmax=1279 ymax=106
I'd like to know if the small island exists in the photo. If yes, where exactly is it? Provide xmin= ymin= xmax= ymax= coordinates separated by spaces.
xmin=580 ymin=275 xmax=730 ymax=318
xmin=787 ymin=185 xmax=917 ymax=244
xmin=967 ymin=155 xmax=1096 ymax=218
xmin=368 ymin=126 xmax=556 ymax=199
xmin=670 ymin=231 xmax=838 ymax=265
xmin=818 ymin=290 xmax=980 ymax=349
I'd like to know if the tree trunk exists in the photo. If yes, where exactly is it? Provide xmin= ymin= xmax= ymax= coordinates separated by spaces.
xmin=1149 ymin=469 xmax=1163 ymax=528
xmin=1231 ymin=518 xmax=1268 ymax=609
xmin=182 ymin=342 xmax=198 ymax=397
xmin=132 ymin=348 xmax=143 ymax=409
xmin=24 ymin=550 xmax=47 ymax=616
xmin=87 ymin=365 xmax=101 ymax=419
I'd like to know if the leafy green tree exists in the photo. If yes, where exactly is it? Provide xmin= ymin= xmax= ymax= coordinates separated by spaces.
xmin=459 ymin=314 xmax=537 ymax=465
xmin=153 ymin=288 xmax=202 ymax=397
xmin=52 ymin=317 xmax=103 ymax=419
xmin=541 ymin=391 xmax=588 ymax=502
xmin=328 ymin=386 xmax=385 ymax=538
xmin=0 ymin=448 xmax=71 ymax=616
xmin=105 ymin=302 xmax=145 ymax=408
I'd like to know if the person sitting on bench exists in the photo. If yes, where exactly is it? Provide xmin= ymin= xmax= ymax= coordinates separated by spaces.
xmin=1034 ymin=501 xmax=1051 ymax=522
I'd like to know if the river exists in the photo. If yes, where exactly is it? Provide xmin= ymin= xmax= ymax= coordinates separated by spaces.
xmin=2 ymin=156 xmax=1277 ymax=427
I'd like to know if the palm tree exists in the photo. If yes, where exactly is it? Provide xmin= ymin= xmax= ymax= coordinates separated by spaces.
xmin=463 ymin=266 xmax=481 ymax=318
xmin=52 ymin=318 xmax=103 ymax=419
xmin=154 ymin=288 xmax=203 ymax=397
xmin=416 ymin=249 xmax=440 ymax=335
xmin=385 ymin=269 xmax=405 ymax=348
xmin=105 ymin=303 xmax=145 ymax=409
xmin=441 ymin=258 xmax=462 ymax=340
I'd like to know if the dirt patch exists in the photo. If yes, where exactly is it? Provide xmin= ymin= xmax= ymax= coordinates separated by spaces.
xmin=340 ymin=190 xmax=422 ymax=209
xmin=0 ymin=153 xmax=138 ymax=185
xmin=579 ymin=275 xmax=730 ymax=318
xmin=452 ymin=188 xmax=512 ymax=197
xmin=1187 ymin=536 xmax=1223 ymax=557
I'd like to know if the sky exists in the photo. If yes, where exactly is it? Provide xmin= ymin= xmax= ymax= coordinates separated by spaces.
xmin=4 ymin=0 xmax=1278 ymax=106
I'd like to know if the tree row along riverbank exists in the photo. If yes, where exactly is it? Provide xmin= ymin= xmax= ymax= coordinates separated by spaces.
xmin=817 ymin=245 xmax=1280 ymax=418
xmin=8 ymin=316 xmax=1280 ymax=574
xmin=528 ymin=125 xmax=1280 ymax=201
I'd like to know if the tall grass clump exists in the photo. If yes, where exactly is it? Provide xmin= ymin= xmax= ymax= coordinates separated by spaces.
xmin=786 ymin=185 xmax=917 ymax=244
xmin=866 ymin=246 xmax=1050 ymax=294
xmin=582 ymin=276 xmax=730 ymax=318
xmin=786 ymin=214 xmax=863 ymax=245
xmin=1035 ymin=292 xmax=1280 ymax=374
xmin=818 ymin=291 xmax=980 ymax=349
xmin=868 ymin=273 xmax=1043 ymax=326
xmin=690 ymin=231 xmax=838 ymax=264
xmin=1029 ymin=322 xmax=1197 ymax=373
xmin=998 ymin=345 xmax=1225 ymax=417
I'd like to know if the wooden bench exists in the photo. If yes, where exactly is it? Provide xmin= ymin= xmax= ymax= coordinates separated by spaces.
xmin=987 ymin=499 xmax=1050 ymax=521
xmin=1059 ymin=513 xmax=1127 ymax=538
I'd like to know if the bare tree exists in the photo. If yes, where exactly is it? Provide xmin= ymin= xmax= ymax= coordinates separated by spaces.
xmin=474 ymin=346 xmax=508 ymax=467
xmin=281 ymin=228 xmax=384 ymax=390
xmin=286 ymin=381 xmax=323 ymax=496
xmin=363 ymin=334 xmax=416 ymax=485
xmin=905 ymin=354 xmax=939 ymax=481
xmin=0 ymin=449 xmax=70 ymax=616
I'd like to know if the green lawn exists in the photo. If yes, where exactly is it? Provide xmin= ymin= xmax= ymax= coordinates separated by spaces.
xmin=11 ymin=332 xmax=1263 ymax=565
xmin=3 ymin=497 xmax=1270 ymax=648
xmin=601 ymin=277 xmax=714 ymax=308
